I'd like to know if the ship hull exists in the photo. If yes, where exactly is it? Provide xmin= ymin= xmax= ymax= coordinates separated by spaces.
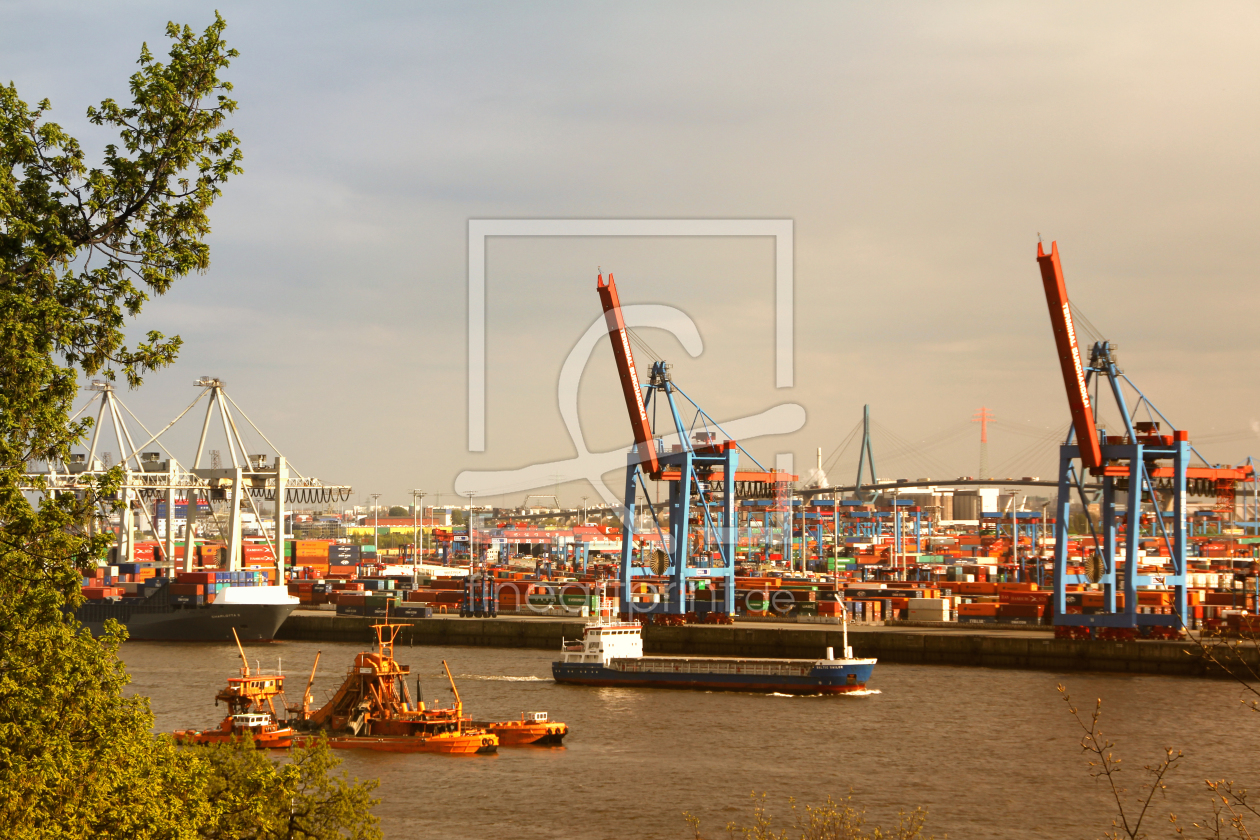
xmin=299 ymin=734 xmax=498 ymax=755
xmin=174 ymin=729 xmax=295 ymax=749
xmin=479 ymin=721 xmax=568 ymax=746
xmin=552 ymin=657 xmax=876 ymax=695
xmin=76 ymin=602 xmax=296 ymax=641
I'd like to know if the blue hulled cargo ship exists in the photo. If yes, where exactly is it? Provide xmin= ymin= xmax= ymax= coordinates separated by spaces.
xmin=551 ymin=600 xmax=876 ymax=695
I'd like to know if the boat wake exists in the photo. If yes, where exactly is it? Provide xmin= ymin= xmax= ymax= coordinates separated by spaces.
xmin=456 ymin=675 xmax=548 ymax=682
xmin=767 ymin=689 xmax=882 ymax=698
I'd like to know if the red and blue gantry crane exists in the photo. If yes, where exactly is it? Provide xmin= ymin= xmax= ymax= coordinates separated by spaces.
xmin=1037 ymin=241 xmax=1253 ymax=639
xmin=596 ymin=272 xmax=794 ymax=621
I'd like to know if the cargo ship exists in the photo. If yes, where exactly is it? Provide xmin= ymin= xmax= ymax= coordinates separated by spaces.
xmin=76 ymin=573 xmax=299 ymax=642
xmin=552 ymin=594 xmax=876 ymax=694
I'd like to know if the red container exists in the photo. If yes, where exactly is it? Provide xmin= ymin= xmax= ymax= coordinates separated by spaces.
xmin=242 ymin=545 xmax=275 ymax=562
xmin=997 ymin=603 xmax=1044 ymax=619
xmin=1001 ymin=591 xmax=1051 ymax=605
xmin=170 ymin=583 xmax=204 ymax=596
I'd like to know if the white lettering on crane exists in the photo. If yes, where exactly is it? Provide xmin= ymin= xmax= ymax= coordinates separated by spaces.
xmin=1062 ymin=302 xmax=1091 ymax=411
xmin=617 ymin=326 xmax=650 ymax=428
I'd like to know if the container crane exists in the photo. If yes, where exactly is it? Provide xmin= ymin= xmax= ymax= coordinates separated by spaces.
xmin=596 ymin=272 xmax=795 ymax=621
xmin=1036 ymin=241 xmax=1253 ymax=639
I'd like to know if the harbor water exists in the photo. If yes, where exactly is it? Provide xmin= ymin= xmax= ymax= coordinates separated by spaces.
xmin=123 ymin=641 xmax=1260 ymax=840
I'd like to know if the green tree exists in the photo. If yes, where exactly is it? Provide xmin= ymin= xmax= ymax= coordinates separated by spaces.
xmin=198 ymin=736 xmax=380 ymax=840
xmin=0 ymin=16 xmax=378 ymax=839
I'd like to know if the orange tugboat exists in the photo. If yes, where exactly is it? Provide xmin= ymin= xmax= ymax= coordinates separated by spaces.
xmin=476 ymin=711 xmax=568 ymax=746
xmin=291 ymin=619 xmax=498 ymax=755
xmin=174 ymin=629 xmax=296 ymax=749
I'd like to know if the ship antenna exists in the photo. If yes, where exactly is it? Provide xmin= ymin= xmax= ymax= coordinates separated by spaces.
xmin=232 ymin=627 xmax=250 ymax=677
xmin=842 ymin=597 xmax=851 ymax=659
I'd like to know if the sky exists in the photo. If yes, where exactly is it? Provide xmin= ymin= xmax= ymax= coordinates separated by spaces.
xmin=4 ymin=2 xmax=1259 ymax=511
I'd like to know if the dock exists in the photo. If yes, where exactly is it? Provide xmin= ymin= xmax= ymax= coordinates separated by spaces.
xmin=275 ymin=612 xmax=1253 ymax=679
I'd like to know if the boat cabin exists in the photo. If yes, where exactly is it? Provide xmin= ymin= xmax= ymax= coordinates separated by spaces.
xmin=561 ymin=620 xmax=643 ymax=665
xmin=231 ymin=713 xmax=275 ymax=730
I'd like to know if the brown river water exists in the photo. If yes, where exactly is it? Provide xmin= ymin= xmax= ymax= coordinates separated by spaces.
xmin=122 ymin=639 xmax=1260 ymax=840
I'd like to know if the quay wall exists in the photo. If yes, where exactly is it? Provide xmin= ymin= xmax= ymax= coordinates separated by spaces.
xmin=276 ymin=614 xmax=1255 ymax=679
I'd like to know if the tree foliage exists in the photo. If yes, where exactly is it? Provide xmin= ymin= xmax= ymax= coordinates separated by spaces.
xmin=198 ymin=736 xmax=380 ymax=840
xmin=0 ymin=16 xmax=379 ymax=839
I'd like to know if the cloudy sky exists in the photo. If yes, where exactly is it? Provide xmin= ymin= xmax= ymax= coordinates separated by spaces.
xmin=5 ymin=2 xmax=1259 ymax=510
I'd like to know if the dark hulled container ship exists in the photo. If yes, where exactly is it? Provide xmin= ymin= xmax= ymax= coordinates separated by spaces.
xmin=76 ymin=575 xmax=298 ymax=641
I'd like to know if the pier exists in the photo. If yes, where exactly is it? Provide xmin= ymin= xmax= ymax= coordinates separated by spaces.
xmin=275 ymin=612 xmax=1252 ymax=679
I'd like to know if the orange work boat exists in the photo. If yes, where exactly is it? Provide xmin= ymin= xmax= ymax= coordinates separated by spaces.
xmin=174 ymin=629 xmax=295 ymax=749
xmin=476 ymin=711 xmax=568 ymax=746
xmin=291 ymin=619 xmax=498 ymax=755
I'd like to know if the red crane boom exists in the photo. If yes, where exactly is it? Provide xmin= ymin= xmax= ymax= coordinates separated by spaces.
xmin=596 ymin=272 xmax=660 ymax=476
xmin=1036 ymin=241 xmax=1103 ymax=469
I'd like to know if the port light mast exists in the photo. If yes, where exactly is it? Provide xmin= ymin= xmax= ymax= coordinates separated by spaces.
xmin=1036 ymin=242 xmax=1253 ymax=639
xmin=972 ymin=406 xmax=994 ymax=480
xmin=596 ymin=272 xmax=794 ymax=621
